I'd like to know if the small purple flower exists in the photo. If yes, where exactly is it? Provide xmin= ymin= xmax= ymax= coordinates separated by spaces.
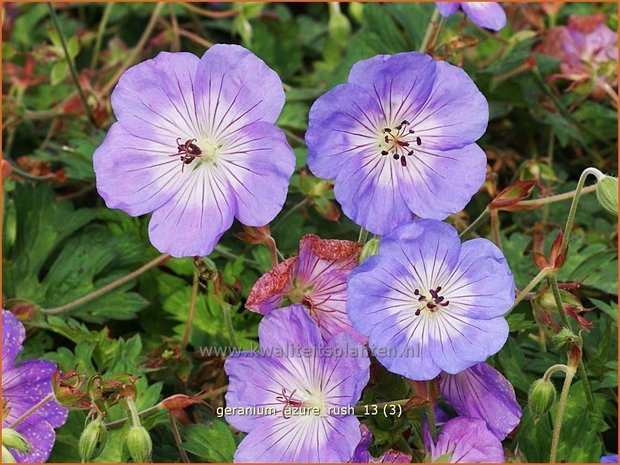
xmin=94 ymin=45 xmax=295 ymax=257
xmin=305 ymin=52 xmax=487 ymax=236
xmin=425 ymin=417 xmax=505 ymax=463
xmin=347 ymin=219 xmax=514 ymax=380
xmin=225 ymin=305 xmax=370 ymax=462
xmin=436 ymin=3 xmax=507 ymax=31
xmin=440 ymin=363 xmax=522 ymax=440
xmin=351 ymin=425 xmax=412 ymax=463
xmin=2 ymin=311 xmax=68 ymax=462
xmin=246 ymin=234 xmax=365 ymax=342
xmin=601 ymin=454 xmax=619 ymax=463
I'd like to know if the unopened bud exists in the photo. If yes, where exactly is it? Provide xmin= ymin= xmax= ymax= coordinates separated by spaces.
xmin=2 ymin=429 xmax=30 ymax=453
xmin=528 ymin=379 xmax=556 ymax=419
xmin=596 ymin=175 xmax=618 ymax=216
xmin=125 ymin=426 xmax=152 ymax=463
xmin=79 ymin=418 xmax=107 ymax=462
xmin=359 ymin=238 xmax=380 ymax=263
xmin=328 ymin=3 xmax=351 ymax=44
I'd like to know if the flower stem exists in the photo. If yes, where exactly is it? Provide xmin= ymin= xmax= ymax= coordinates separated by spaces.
xmin=549 ymin=367 xmax=575 ymax=463
xmin=425 ymin=403 xmax=437 ymax=441
xmin=549 ymin=275 xmax=595 ymax=411
xmin=419 ymin=8 xmax=441 ymax=53
xmin=90 ymin=2 xmax=114 ymax=70
xmin=101 ymin=2 xmax=165 ymax=96
xmin=459 ymin=208 xmax=490 ymax=238
xmin=48 ymin=3 xmax=96 ymax=126
xmin=221 ymin=302 xmax=237 ymax=348
xmin=181 ymin=271 xmax=200 ymax=347
xmin=168 ymin=412 xmax=190 ymax=463
xmin=516 ymin=185 xmax=596 ymax=208
xmin=505 ymin=268 xmax=550 ymax=314
xmin=42 ymin=254 xmax=170 ymax=315
xmin=490 ymin=209 xmax=502 ymax=249
xmin=543 ymin=364 xmax=569 ymax=381
xmin=126 ymin=398 xmax=142 ymax=427
xmin=7 ymin=393 xmax=54 ymax=429
xmin=559 ymin=168 xmax=604 ymax=260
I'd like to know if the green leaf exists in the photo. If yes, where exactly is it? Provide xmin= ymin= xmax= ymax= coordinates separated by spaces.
xmin=181 ymin=421 xmax=238 ymax=463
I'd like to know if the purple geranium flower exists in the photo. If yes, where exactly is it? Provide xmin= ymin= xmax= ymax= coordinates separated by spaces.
xmin=440 ymin=362 xmax=522 ymax=440
xmin=2 ymin=311 xmax=68 ymax=462
xmin=436 ymin=3 xmax=507 ymax=31
xmin=225 ymin=305 xmax=370 ymax=462
xmin=602 ymin=454 xmax=619 ymax=463
xmin=305 ymin=52 xmax=487 ymax=236
xmin=351 ymin=425 xmax=412 ymax=463
xmin=425 ymin=417 xmax=505 ymax=463
xmin=246 ymin=234 xmax=365 ymax=342
xmin=94 ymin=45 xmax=295 ymax=257
xmin=347 ymin=219 xmax=515 ymax=380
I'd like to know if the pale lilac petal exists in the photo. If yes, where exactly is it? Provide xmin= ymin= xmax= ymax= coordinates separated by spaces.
xmin=441 ymin=238 xmax=515 ymax=320
xmin=218 ymin=121 xmax=294 ymax=226
xmin=306 ymin=84 xmax=384 ymax=179
xmin=413 ymin=61 xmax=488 ymax=151
xmin=440 ymin=363 xmax=522 ymax=440
xmin=233 ymin=414 xmax=361 ymax=463
xmin=435 ymin=2 xmax=461 ymax=17
xmin=194 ymin=44 xmax=285 ymax=137
xmin=428 ymin=417 xmax=504 ymax=463
xmin=334 ymin=153 xmax=414 ymax=235
xmin=93 ymin=123 xmax=188 ymax=216
xmin=461 ymin=3 xmax=507 ymax=31
xmin=10 ymin=419 xmax=57 ymax=463
xmin=257 ymin=305 xmax=323 ymax=351
xmin=2 ymin=310 xmax=25 ymax=368
xmin=147 ymin=165 xmax=235 ymax=257
xmin=111 ymin=52 xmax=200 ymax=143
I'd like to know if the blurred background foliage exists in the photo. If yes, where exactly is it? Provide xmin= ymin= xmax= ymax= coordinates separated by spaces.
xmin=2 ymin=2 xmax=617 ymax=462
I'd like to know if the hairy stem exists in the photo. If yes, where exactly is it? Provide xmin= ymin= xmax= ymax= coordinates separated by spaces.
xmin=168 ymin=412 xmax=190 ymax=463
xmin=90 ymin=2 xmax=114 ymax=70
xmin=182 ymin=271 xmax=200 ymax=347
xmin=549 ymin=367 xmax=575 ymax=463
xmin=48 ymin=3 xmax=96 ymax=125
xmin=43 ymin=254 xmax=170 ymax=315
xmin=459 ymin=208 xmax=490 ymax=238
xmin=8 ymin=393 xmax=54 ymax=428
xmin=419 ymin=8 xmax=441 ymax=53
xmin=505 ymin=268 xmax=550 ymax=314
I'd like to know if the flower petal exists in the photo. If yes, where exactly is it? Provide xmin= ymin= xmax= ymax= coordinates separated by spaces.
xmin=461 ymin=2 xmax=507 ymax=31
xmin=412 ymin=61 xmax=488 ymax=150
xmin=2 ymin=310 xmax=25 ymax=368
xmin=147 ymin=165 xmax=235 ymax=257
xmin=435 ymin=2 xmax=461 ymax=17
xmin=306 ymin=84 xmax=383 ymax=179
xmin=218 ymin=121 xmax=295 ymax=226
xmin=442 ymin=238 xmax=515 ymax=320
xmin=11 ymin=419 xmax=57 ymax=463
xmin=429 ymin=417 xmax=504 ymax=463
xmin=233 ymin=414 xmax=361 ymax=463
xmin=194 ymin=44 xmax=285 ymax=139
xmin=347 ymin=52 xmax=437 ymax=126
xmin=397 ymin=143 xmax=487 ymax=220
xmin=93 ymin=123 xmax=188 ymax=216
xmin=111 ymin=52 xmax=201 ymax=143
xmin=258 ymin=305 xmax=323 ymax=351
xmin=334 ymin=152 xmax=413 ymax=235
xmin=440 ymin=362 xmax=522 ymax=440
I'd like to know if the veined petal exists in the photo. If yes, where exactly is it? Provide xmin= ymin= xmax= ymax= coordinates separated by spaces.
xmin=218 ymin=121 xmax=295 ymax=227
xmin=233 ymin=414 xmax=361 ymax=463
xmin=429 ymin=417 xmax=504 ymax=463
xmin=93 ymin=123 xmax=188 ymax=216
xmin=306 ymin=84 xmax=383 ymax=179
xmin=396 ymin=143 xmax=487 ymax=220
xmin=412 ymin=61 xmax=488 ymax=150
xmin=246 ymin=257 xmax=296 ymax=314
xmin=461 ymin=2 xmax=507 ymax=31
xmin=440 ymin=363 xmax=522 ymax=440
xmin=334 ymin=152 xmax=413 ymax=235
xmin=442 ymin=238 xmax=515 ymax=320
xmin=147 ymin=165 xmax=235 ymax=257
xmin=347 ymin=52 xmax=437 ymax=126
xmin=11 ymin=419 xmax=57 ymax=463
xmin=258 ymin=305 xmax=323 ymax=352
xmin=111 ymin=52 xmax=200 ymax=143
xmin=2 ymin=310 xmax=25 ymax=368
xmin=194 ymin=44 xmax=285 ymax=139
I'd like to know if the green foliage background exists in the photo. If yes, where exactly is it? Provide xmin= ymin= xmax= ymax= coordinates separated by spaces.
xmin=2 ymin=2 xmax=617 ymax=463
